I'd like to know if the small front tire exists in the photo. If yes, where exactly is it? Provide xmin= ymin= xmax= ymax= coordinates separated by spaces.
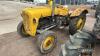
xmin=37 ymin=31 xmax=57 ymax=54
xmin=17 ymin=21 xmax=29 ymax=37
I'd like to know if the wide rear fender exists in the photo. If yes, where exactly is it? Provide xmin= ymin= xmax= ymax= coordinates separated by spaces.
xmin=70 ymin=7 xmax=88 ymax=17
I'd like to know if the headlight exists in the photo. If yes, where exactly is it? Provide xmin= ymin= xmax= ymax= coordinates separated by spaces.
xmin=33 ymin=19 xmax=36 ymax=24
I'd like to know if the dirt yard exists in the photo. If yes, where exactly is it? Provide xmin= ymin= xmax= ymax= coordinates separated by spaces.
xmin=0 ymin=1 xmax=99 ymax=56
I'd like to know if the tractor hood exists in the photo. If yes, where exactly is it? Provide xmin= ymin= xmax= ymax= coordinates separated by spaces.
xmin=22 ymin=6 xmax=52 ymax=19
xmin=21 ymin=5 xmax=69 ymax=36
xmin=22 ymin=5 xmax=69 ymax=19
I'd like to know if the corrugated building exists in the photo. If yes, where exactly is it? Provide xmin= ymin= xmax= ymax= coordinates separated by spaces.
xmin=22 ymin=0 xmax=88 ymax=5
xmin=55 ymin=0 xmax=87 ymax=5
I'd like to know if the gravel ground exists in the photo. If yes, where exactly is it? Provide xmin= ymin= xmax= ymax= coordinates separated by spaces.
xmin=0 ymin=15 xmax=98 ymax=55
xmin=0 ymin=1 xmax=99 ymax=56
xmin=0 ymin=1 xmax=36 ymax=34
xmin=0 ymin=1 xmax=36 ymax=20
xmin=0 ymin=29 xmax=69 ymax=56
xmin=0 ymin=16 xmax=97 ymax=56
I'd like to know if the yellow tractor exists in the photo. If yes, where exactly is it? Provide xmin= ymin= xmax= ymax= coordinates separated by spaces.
xmin=17 ymin=0 xmax=88 ymax=54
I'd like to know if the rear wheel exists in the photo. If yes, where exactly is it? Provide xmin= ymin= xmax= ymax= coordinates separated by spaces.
xmin=37 ymin=31 xmax=57 ymax=54
xmin=17 ymin=21 xmax=29 ymax=37
xmin=69 ymin=14 xmax=86 ymax=35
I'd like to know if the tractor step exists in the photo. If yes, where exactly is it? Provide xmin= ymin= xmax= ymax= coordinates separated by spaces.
xmin=37 ymin=24 xmax=56 ymax=33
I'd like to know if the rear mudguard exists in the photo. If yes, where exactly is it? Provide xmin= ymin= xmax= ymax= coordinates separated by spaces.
xmin=70 ymin=7 xmax=88 ymax=17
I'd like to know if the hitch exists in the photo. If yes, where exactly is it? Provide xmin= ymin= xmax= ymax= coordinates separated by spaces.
xmin=60 ymin=30 xmax=96 ymax=56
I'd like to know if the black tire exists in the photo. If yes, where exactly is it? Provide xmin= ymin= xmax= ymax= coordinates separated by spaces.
xmin=93 ymin=13 xmax=100 ymax=40
xmin=37 ymin=31 xmax=57 ymax=54
xmin=95 ymin=13 xmax=98 ymax=18
xmin=95 ymin=13 xmax=100 ymax=18
xmin=17 ymin=21 xmax=29 ymax=37
xmin=59 ymin=51 xmax=63 ymax=56
xmin=69 ymin=14 xmax=86 ymax=35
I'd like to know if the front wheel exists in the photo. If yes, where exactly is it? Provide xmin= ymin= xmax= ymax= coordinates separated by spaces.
xmin=37 ymin=31 xmax=57 ymax=54
xmin=69 ymin=14 xmax=86 ymax=35
xmin=17 ymin=21 xmax=29 ymax=37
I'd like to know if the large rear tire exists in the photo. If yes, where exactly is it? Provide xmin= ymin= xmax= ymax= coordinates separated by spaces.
xmin=17 ymin=21 xmax=29 ymax=37
xmin=37 ymin=31 xmax=57 ymax=54
xmin=69 ymin=14 xmax=86 ymax=35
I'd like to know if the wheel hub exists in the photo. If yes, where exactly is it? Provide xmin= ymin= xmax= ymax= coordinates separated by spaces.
xmin=76 ymin=18 xmax=84 ymax=30
xmin=42 ymin=36 xmax=54 ymax=50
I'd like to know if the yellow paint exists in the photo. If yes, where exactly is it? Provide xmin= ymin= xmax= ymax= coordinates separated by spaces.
xmin=22 ymin=5 xmax=69 ymax=36
xmin=42 ymin=36 xmax=54 ymax=50
xmin=48 ymin=0 xmax=53 ymax=6
xmin=76 ymin=18 xmax=83 ymax=30
xmin=70 ymin=7 xmax=87 ymax=17
xmin=21 ymin=1 xmax=87 ymax=36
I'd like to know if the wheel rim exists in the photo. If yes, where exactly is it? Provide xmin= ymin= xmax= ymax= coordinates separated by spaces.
xmin=76 ymin=18 xmax=84 ymax=30
xmin=42 ymin=36 xmax=55 ymax=50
